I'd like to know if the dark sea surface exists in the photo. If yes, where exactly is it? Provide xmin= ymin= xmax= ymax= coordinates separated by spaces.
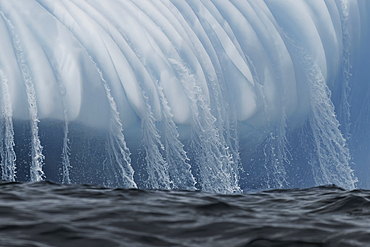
xmin=0 ymin=181 xmax=369 ymax=247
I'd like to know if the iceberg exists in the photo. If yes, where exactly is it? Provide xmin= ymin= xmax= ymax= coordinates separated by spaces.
xmin=0 ymin=0 xmax=369 ymax=193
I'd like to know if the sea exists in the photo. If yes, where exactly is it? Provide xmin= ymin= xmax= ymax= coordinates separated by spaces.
xmin=0 ymin=181 xmax=369 ymax=247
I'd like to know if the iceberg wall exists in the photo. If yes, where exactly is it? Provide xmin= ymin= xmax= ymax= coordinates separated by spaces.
xmin=0 ymin=0 xmax=369 ymax=192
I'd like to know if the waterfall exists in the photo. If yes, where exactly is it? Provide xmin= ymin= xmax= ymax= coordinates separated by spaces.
xmin=156 ymin=83 xmax=196 ymax=191
xmin=308 ymin=62 xmax=356 ymax=190
xmin=94 ymin=63 xmax=137 ymax=189
xmin=129 ymin=0 xmax=197 ymax=191
xmin=42 ymin=58 xmax=72 ymax=184
xmin=278 ymin=1 xmax=358 ymax=190
xmin=139 ymin=90 xmax=171 ymax=190
xmin=0 ymin=68 xmax=16 ymax=181
xmin=61 ymin=106 xmax=71 ymax=184
xmin=79 ymin=0 xmax=195 ymax=190
xmin=1 ymin=11 xmax=45 ymax=182
xmin=296 ymin=45 xmax=357 ymax=190
xmin=171 ymin=59 xmax=241 ymax=193
xmin=262 ymin=126 xmax=289 ymax=189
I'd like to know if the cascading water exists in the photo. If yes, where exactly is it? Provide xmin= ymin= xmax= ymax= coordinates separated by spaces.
xmin=297 ymin=45 xmax=356 ymax=190
xmin=0 ymin=0 xmax=369 ymax=193
xmin=60 ymin=85 xmax=71 ymax=185
xmin=170 ymin=59 xmax=241 ymax=193
xmin=0 ymin=68 xmax=16 ymax=181
xmin=1 ymin=11 xmax=45 ymax=182
xmin=50 ymin=65 xmax=72 ymax=184
xmin=96 ymin=66 xmax=137 ymax=189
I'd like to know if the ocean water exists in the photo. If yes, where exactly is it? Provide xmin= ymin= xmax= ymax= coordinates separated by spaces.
xmin=0 ymin=181 xmax=369 ymax=247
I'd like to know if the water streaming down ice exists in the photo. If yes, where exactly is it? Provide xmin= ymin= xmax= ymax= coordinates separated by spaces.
xmin=0 ymin=0 xmax=369 ymax=192
xmin=291 ymin=41 xmax=356 ymax=190
xmin=1 ymin=10 xmax=45 ymax=182
xmin=48 ymin=63 xmax=72 ymax=184
xmin=0 ymin=69 xmax=16 ymax=181
xmin=170 ymin=59 xmax=240 ymax=193
xmin=61 ymin=109 xmax=71 ymax=184
xmin=95 ymin=65 xmax=137 ymax=189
